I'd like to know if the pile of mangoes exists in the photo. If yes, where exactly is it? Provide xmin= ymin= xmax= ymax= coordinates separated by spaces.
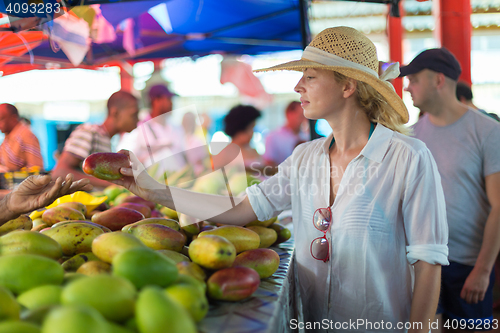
xmin=0 ymin=185 xmax=292 ymax=333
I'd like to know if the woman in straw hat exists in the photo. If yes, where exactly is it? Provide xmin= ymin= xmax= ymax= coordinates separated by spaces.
xmin=108 ymin=27 xmax=448 ymax=332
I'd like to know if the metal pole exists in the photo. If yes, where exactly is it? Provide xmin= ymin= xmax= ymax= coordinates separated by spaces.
xmin=434 ymin=0 xmax=472 ymax=85
xmin=387 ymin=0 xmax=404 ymax=98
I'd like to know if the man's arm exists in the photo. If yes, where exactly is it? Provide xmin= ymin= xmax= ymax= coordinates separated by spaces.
xmin=0 ymin=174 xmax=92 ymax=225
xmin=23 ymin=134 xmax=43 ymax=169
xmin=52 ymin=151 xmax=113 ymax=189
xmin=25 ymin=151 xmax=44 ymax=170
xmin=460 ymin=171 xmax=500 ymax=303
xmin=409 ymin=261 xmax=441 ymax=333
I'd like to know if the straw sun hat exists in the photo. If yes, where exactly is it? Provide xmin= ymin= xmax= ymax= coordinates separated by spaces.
xmin=255 ymin=26 xmax=409 ymax=123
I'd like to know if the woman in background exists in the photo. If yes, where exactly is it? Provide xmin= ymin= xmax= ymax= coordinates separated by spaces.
xmin=223 ymin=104 xmax=264 ymax=172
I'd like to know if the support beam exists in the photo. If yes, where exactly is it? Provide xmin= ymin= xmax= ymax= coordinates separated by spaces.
xmin=387 ymin=1 xmax=404 ymax=98
xmin=434 ymin=0 xmax=471 ymax=84
xmin=120 ymin=63 xmax=134 ymax=93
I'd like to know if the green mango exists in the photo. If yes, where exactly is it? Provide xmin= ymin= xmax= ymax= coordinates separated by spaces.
xmin=17 ymin=285 xmax=62 ymax=310
xmin=0 ymin=230 xmax=62 ymax=260
xmin=135 ymin=287 xmax=197 ymax=333
xmin=41 ymin=305 xmax=108 ymax=333
xmin=0 ymin=254 xmax=64 ymax=294
xmin=61 ymin=275 xmax=136 ymax=322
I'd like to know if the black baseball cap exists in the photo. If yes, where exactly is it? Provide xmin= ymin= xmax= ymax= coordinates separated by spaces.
xmin=399 ymin=48 xmax=462 ymax=80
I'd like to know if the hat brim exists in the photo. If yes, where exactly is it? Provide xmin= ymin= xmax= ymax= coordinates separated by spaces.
xmin=398 ymin=63 xmax=422 ymax=78
xmin=255 ymin=59 xmax=409 ymax=124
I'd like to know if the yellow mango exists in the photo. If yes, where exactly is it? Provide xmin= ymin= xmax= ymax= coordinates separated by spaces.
xmin=76 ymin=261 xmax=112 ymax=276
xmin=91 ymin=232 xmax=146 ymax=263
xmin=127 ymin=224 xmax=186 ymax=252
xmin=188 ymin=235 xmax=236 ymax=270
xmin=41 ymin=207 xmax=85 ymax=226
xmin=0 ymin=215 xmax=32 ymax=236
xmin=246 ymin=226 xmax=278 ymax=248
xmin=198 ymin=225 xmax=260 ymax=253
xmin=245 ymin=216 xmax=278 ymax=228
xmin=61 ymin=252 xmax=100 ymax=272
xmin=42 ymin=223 xmax=104 ymax=256
xmin=121 ymin=218 xmax=180 ymax=233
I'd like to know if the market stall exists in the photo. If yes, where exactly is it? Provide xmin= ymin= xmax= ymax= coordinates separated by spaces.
xmin=199 ymin=239 xmax=297 ymax=333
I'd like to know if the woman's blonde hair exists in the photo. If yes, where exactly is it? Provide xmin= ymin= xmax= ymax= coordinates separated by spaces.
xmin=333 ymin=72 xmax=410 ymax=135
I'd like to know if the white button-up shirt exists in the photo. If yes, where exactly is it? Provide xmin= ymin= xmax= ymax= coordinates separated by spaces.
xmin=247 ymin=124 xmax=449 ymax=332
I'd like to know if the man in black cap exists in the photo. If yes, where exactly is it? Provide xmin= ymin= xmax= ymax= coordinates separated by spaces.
xmin=401 ymin=48 xmax=500 ymax=331
xmin=148 ymin=84 xmax=176 ymax=119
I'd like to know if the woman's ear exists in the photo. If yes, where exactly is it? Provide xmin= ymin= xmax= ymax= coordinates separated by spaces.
xmin=342 ymin=78 xmax=357 ymax=98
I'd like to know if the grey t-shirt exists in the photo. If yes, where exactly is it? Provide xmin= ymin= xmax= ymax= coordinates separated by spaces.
xmin=412 ymin=109 xmax=500 ymax=265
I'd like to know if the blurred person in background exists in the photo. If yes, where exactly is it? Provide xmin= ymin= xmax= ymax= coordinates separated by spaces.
xmin=117 ymin=84 xmax=186 ymax=175
xmin=263 ymin=101 xmax=309 ymax=168
xmin=401 ymin=48 xmax=500 ymax=332
xmin=181 ymin=111 xmax=207 ymax=175
xmin=52 ymin=90 xmax=139 ymax=189
xmin=456 ymin=81 xmax=500 ymax=121
xmin=0 ymin=103 xmax=44 ymax=172
xmin=223 ymin=104 xmax=263 ymax=172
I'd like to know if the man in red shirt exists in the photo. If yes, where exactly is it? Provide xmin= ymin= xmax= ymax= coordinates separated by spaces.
xmin=0 ymin=103 xmax=43 ymax=172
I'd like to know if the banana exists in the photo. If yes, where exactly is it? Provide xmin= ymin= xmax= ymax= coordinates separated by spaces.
xmin=0 ymin=215 xmax=32 ymax=236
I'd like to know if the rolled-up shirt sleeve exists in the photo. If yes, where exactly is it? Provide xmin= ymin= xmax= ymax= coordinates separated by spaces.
xmin=403 ymin=147 xmax=449 ymax=266
xmin=246 ymin=155 xmax=294 ymax=221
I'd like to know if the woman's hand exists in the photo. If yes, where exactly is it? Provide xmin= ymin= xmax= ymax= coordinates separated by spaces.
xmin=109 ymin=150 xmax=168 ymax=203
xmin=5 ymin=173 xmax=92 ymax=218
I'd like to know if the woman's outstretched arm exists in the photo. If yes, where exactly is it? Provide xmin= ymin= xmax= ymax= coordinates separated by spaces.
xmin=109 ymin=150 xmax=258 ymax=226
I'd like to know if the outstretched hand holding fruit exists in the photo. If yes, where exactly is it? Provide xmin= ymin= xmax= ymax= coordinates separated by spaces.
xmin=0 ymin=174 xmax=93 ymax=225
xmin=96 ymin=150 xmax=168 ymax=204
xmin=96 ymin=150 xmax=258 ymax=226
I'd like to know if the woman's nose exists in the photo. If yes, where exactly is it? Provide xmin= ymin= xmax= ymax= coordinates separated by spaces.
xmin=294 ymin=78 xmax=304 ymax=93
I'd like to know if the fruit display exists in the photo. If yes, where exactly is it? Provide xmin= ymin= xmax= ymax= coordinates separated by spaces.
xmin=0 ymin=184 xmax=293 ymax=332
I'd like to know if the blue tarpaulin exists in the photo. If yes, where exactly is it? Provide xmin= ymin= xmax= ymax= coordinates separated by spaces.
xmin=0 ymin=0 xmax=306 ymax=70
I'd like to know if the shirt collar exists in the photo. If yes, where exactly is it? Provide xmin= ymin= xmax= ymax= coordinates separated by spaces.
xmin=320 ymin=123 xmax=394 ymax=164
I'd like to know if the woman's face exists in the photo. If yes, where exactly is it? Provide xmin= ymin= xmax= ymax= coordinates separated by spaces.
xmin=294 ymin=68 xmax=346 ymax=120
